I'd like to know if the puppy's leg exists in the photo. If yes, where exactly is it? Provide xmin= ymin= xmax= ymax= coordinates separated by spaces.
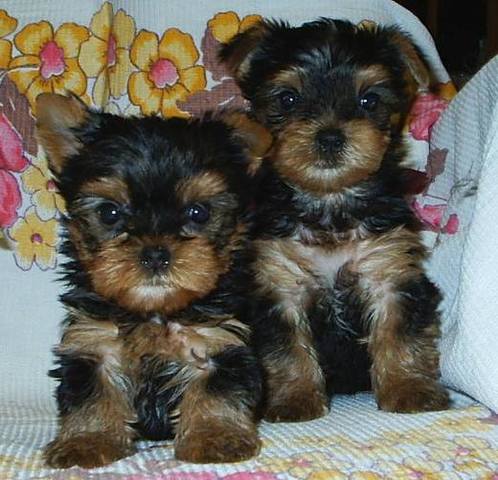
xmin=44 ymin=321 xmax=136 ymax=469
xmin=257 ymin=313 xmax=328 ymax=423
xmin=356 ymin=231 xmax=449 ymax=413
xmin=252 ymin=239 xmax=329 ymax=422
xmin=174 ymin=345 xmax=262 ymax=463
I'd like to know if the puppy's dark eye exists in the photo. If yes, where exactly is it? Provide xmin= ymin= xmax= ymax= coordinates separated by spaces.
xmin=278 ymin=90 xmax=299 ymax=111
xmin=359 ymin=92 xmax=380 ymax=111
xmin=186 ymin=203 xmax=210 ymax=224
xmin=98 ymin=202 xmax=122 ymax=226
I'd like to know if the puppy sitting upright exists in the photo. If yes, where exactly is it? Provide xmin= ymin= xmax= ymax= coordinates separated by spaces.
xmin=220 ymin=19 xmax=449 ymax=422
xmin=36 ymin=93 xmax=270 ymax=467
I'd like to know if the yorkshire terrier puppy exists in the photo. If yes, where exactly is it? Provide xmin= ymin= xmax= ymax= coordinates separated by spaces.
xmin=36 ymin=93 xmax=271 ymax=467
xmin=220 ymin=19 xmax=449 ymax=422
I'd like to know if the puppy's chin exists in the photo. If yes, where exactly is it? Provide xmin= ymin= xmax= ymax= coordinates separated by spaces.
xmin=119 ymin=282 xmax=196 ymax=314
xmin=86 ymin=268 xmax=214 ymax=314
xmin=122 ymin=283 xmax=171 ymax=312
xmin=131 ymin=284 xmax=170 ymax=301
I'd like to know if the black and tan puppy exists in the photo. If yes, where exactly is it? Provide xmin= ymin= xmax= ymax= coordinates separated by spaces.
xmin=220 ymin=19 xmax=449 ymax=422
xmin=36 ymin=93 xmax=271 ymax=467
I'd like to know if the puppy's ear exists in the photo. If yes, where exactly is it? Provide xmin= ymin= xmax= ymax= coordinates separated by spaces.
xmin=36 ymin=93 xmax=89 ymax=175
xmin=218 ymin=20 xmax=270 ymax=82
xmin=390 ymin=30 xmax=431 ymax=91
xmin=222 ymin=111 xmax=273 ymax=175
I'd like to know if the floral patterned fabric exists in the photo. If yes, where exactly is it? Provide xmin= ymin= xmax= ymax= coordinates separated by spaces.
xmin=1 ymin=0 xmax=496 ymax=478
xmin=1 ymin=392 xmax=498 ymax=479
xmin=0 ymin=0 xmax=456 ymax=267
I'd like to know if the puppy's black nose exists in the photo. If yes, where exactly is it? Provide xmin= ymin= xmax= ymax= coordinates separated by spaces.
xmin=316 ymin=128 xmax=345 ymax=154
xmin=140 ymin=246 xmax=170 ymax=273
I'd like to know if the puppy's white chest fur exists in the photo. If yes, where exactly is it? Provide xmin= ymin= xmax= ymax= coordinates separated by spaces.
xmin=253 ymin=236 xmax=354 ymax=322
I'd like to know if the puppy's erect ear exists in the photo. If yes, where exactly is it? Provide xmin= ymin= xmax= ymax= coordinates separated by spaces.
xmin=36 ymin=93 xmax=89 ymax=175
xmin=390 ymin=30 xmax=431 ymax=91
xmin=218 ymin=20 xmax=270 ymax=82
xmin=222 ymin=111 xmax=273 ymax=175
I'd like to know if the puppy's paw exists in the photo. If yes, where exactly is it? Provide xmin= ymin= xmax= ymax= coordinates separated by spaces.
xmin=44 ymin=433 xmax=135 ymax=469
xmin=175 ymin=424 xmax=261 ymax=463
xmin=377 ymin=380 xmax=450 ymax=413
xmin=264 ymin=393 xmax=329 ymax=423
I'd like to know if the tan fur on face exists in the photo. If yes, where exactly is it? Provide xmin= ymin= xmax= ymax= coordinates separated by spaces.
xmin=74 ymin=233 xmax=227 ymax=314
xmin=273 ymin=119 xmax=389 ymax=194
xmin=355 ymin=64 xmax=391 ymax=91
xmin=271 ymin=67 xmax=304 ymax=92
xmin=80 ymin=177 xmax=130 ymax=205
xmin=177 ymin=172 xmax=227 ymax=205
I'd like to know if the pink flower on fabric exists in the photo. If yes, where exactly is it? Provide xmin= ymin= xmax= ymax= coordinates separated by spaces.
xmin=413 ymin=201 xmax=445 ymax=229
xmin=0 ymin=113 xmax=29 ymax=228
xmin=409 ymin=93 xmax=448 ymax=142
xmin=411 ymin=199 xmax=459 ymax=234
xmin=223 ymin=473 xmax=279 ymax=480
xmin=442 ymin=213 xmax=459 ymax=234
xmin=138 ymin=474 xmax=218 ymax=480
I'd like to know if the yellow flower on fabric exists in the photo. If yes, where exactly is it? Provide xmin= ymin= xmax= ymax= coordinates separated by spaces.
xmin=309 ymin=470 xmax=349 ymax=480
xmin=437 ymin=81 xmax=457 ymax=101
xmin=21 ymin=152 xmax=65 ymax=220
xmin=297 ymin=434 xmax=402 ymax=460
xmin=208 ymin=11 xmax=262 ymax=44
xmin=425 ymin=436 xmax=498 ymax=463
xmin=380 ymin=458 xmax=448 ymax=480
xmin=0 ymin=10 xmax=17 ymax=69
xmin=8 ymin=206 xmax=58 ymax=270
xmin=103 ymin=100 xmax=141 ymax=116
xmin=349 ymin=473 xmax=383 ymax=480
xmin=257 ymin=452 xmax=355 ymax=479
xmin=256 ymin=456 xmax=304 ymax=474
xmin=129 ymin=28 xmax=206 ymax=118
xmin=378 ymin=427 xmax=435 ymax=446
xmin=453 ymin=459 xmax=498 ymax=477
xmin=432 ymin=413 xmax=493 ymax=433
xmin=79 ymin=2 xmax=135 ymax=106
xmin=8 ymin=21 xmax=89 ymax=112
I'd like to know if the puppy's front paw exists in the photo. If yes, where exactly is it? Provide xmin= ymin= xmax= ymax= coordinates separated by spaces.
xmin=264 ymin=393 xmax=329 ymax=423
xmin=175 ymin=424 xmax=261 ymax=463
xmin=377 ymin=380 xmax=449 ymax=413
xmin=44 ymin=433 xmax=135 ymax=469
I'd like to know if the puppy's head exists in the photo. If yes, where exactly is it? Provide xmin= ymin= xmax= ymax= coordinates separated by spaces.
xmin=220 ymin=18 xmax=430 ymax=194
xmin=36 ymin=94 xmax=270 ymax=314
